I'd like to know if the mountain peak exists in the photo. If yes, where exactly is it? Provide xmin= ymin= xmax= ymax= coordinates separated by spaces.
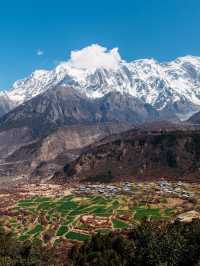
xmin=174 ymin=55 xmax=200 ymax=65
xmin=133 ymin=58 xmax=158 ymax=65
xmin=32 ymin=70 xmax=50 ymax=79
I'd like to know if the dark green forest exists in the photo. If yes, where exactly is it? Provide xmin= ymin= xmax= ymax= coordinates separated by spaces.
xmin=0 ymin=220 xmax=200 ymax=266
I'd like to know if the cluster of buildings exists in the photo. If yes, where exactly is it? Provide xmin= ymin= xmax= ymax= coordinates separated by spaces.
xmin=73 ymin=182 xmax=133 ymax=196
xmin=158 ymin=181 xmax=194 ymax=199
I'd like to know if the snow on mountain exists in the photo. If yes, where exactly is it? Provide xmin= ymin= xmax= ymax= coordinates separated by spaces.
xmin=8 ymin=69 xmax=56 ymax=105
xmin=4 ymin=44 xmax=200 ymax=120
xmin=0 ymin=91 xmax=14 ymax=116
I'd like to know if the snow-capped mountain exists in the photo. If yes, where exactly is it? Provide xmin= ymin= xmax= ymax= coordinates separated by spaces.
xmin=4 ymin=44 xmax=200 ymax=120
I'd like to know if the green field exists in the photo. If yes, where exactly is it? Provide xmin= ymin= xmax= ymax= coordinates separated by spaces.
xmin=66 ymin=231 xmax=91 ymax=241
xmin=1 ymin=194 xmax=173 ymax=244
xmin=133 ymin=206 xmax=161 ymax=220
xmin=56 ymin=226 xmax=68 ymax=236
xmin=112 ymin=219 xmax=129 ymax=229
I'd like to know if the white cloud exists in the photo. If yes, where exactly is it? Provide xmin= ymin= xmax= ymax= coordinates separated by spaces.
xmin=68 ymin=44 xmax=122 ymax=71
xmin=37 ymin=49 xmax=44 ymax=56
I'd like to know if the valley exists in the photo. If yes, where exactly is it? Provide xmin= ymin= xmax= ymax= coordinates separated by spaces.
xmin=1 ymin=2 xmax=200 ymax=265
xmin=0 ymin=180 xmax=200 ymax=246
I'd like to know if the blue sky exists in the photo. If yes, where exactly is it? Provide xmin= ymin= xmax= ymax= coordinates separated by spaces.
xmin=0 ymin=0 xmax=200 ymax=89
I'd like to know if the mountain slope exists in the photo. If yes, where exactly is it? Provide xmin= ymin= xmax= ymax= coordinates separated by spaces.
xmin=0 ymin=85 xmax=159 ymax=138
xmin=187 ymin=109 xmax=200 ymax=124
xmin=0 ymin=92 xmax=14 ymax=117
xmin=0 ymin=122 xmax=131 ymax=181
xmin=63 ymin=129 xmax=200 ymax=182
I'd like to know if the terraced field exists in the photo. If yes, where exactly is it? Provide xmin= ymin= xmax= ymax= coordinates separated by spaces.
xmin=0 ymin=194 xmax=175 ymax=245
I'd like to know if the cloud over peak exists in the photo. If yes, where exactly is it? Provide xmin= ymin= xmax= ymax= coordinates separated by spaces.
xmin=68 ymin=44 xmax=122 ymax=71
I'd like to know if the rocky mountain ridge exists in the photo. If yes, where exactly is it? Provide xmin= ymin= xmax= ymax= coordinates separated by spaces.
xmin=0 ymin=85 xmax=158 ymax=138
xmin=63 ymin=129 xmax=200 ymax=182
xmin=1 ymin=45 xmax=200 ymax=120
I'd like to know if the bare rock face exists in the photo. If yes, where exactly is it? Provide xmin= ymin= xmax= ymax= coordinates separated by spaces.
xmin=29 ymin=122 xmax=131 ymax=181
xmin=2 ymin=122 xmax=131 ymax=182
xmin=35 ymin=123 xmax=130 ymax=162
xmin=0 ymin=127 xmax=33 ymax=159
xmin=0 ymin=126 xmax=34 ymax=184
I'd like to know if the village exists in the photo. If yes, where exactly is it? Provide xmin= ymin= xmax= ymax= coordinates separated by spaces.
xmin=73 ymin=182 xmax=132 ymax=196
xmin=72 ymin=180 xmax=195 ymax=200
